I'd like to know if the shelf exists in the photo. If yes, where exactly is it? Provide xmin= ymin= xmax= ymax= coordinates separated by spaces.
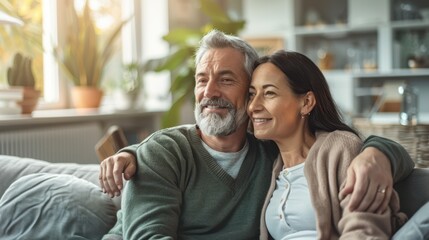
xmin=352 ymin=69 xmax=429 ymax=78
xmin=294 ymin=24 xmax=378 ymax=36
xmin=242 ymin=0 xmax=429 ymax=116
xmin=0 ymin=108 xmax=164 ymax=129
xmin=391 ymin=19 xmax=429 ymax=29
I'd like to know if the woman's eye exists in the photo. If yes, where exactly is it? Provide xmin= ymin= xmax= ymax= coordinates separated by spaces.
xmin=265 ymin=91 xmax=276 ymax=97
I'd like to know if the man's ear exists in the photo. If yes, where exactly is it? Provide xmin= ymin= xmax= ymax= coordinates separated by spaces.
xmin=302 ymin=91 xmax=316 ymax=114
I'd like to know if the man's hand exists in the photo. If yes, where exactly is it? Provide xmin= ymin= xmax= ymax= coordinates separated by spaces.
xmin=99 ymin=151 xmax=137 ymax=198
xmin=339 ymin=147 xmax=393 ymax=214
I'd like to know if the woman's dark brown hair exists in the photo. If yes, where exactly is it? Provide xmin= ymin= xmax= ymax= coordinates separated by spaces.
xmin=253 ymin=50 xmax=358 ymax=136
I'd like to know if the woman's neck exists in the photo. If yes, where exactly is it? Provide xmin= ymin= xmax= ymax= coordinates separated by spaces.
xmin=276 ymin=131 xmax=316 ymax=168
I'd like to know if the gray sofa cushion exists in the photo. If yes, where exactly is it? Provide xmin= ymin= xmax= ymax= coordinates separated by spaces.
xmin=0 ymin=155 xmax=100 ymax=198
xmin=0 ymin=173 xmax=117 ymax=240
xmin=0 ymin=155 xmax=121 ymax=210
xmin=394 ymin=167 xmax=429 ymax=217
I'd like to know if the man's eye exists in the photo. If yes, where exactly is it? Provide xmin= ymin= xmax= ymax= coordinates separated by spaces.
xmin=221 ymin=78 xmax=233 ymax=84
xmin=196 ymin=79 xmax=207 ymax=84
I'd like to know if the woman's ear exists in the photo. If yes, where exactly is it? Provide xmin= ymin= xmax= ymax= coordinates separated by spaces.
xmin=302 ymin=91 xmax=316 ymax=114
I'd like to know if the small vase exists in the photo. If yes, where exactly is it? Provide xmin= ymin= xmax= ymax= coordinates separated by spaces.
xmin=71 ymin=86 xmax=103 ymax=108
xmin=17 ymin=87 xmax=40 ymax=114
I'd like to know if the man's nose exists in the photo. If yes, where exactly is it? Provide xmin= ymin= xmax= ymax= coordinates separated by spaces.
xmin=204 ymin=80 xmax=221 ymax=98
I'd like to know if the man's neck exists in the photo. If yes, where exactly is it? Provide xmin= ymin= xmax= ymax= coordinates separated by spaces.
xmin=198 ymin=124 xmax=248 ymax=153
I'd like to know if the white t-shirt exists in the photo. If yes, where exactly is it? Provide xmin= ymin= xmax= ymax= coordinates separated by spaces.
xmin=201 ymin=140 xmax=248 ymax=179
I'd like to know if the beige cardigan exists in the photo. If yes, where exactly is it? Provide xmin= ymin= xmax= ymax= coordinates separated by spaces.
xmin=260 ymin=131 xmax=407 ymax=240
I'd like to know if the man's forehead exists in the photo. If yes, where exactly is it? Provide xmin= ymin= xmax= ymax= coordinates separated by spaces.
xmin=196 ymin=48 xmax=245 ymax=73
xmin=200 ymin=48 xmax=243 ymax=62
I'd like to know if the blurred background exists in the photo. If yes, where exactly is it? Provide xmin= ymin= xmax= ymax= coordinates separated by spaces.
xmin=1 ymin=0 xmax=429 ymax=165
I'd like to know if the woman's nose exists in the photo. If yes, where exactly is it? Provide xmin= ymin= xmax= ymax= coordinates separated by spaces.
xmin=248 ymin=95 xmax=261 ymax=113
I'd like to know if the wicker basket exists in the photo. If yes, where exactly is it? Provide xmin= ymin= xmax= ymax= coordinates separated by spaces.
xmin=353 ymin=118 xmax=429 ymax=168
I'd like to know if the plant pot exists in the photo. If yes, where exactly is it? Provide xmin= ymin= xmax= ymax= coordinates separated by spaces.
xmin=112 ymin=89 xmax=141 ymax=110
xmin=17 ymin=87 xmax=40 ymax=114
xmin=71 ymin=86 xmax=103 ymax=108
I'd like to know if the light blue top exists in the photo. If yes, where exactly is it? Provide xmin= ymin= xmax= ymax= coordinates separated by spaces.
xmin=265 ymin=162 xmax=317 ymax=239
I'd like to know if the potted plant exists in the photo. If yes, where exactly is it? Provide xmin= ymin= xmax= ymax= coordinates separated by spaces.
xmin=0 ymin=1 xmax=43 ymax=91
xmin=54 ymin=0 xmax=128 ymax=108
xmin=112 ymin=62 xmax=144 ymax=110
xmin=6 ymin=52 xmax=40 ymax=114
xmin=146 ymin=0 xmax=245 ymax=127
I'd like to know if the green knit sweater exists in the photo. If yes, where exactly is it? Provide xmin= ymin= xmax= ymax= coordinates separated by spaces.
xmin=122 ymin=125 xmax=277 ymax=239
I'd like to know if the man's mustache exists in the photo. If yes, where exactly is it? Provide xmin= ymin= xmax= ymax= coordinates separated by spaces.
xmin=199 ymin=98 xmax=234 ymax=109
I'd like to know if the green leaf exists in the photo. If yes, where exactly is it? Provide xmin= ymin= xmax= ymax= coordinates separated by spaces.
xmin=199 ymin=0 xmax=229 ymax=22
xmin=53 ymin=0 xmax=127 ymax=87
xmin=162 ymin=28 xmax=202 ymax=46
xmin=162 ymin=84 xmax=194 ymax=128
xmin=143 ymin=57 xmax=167 ymax=72
xmin=155 ymin=46 xmax=195 ymax=72
xmin=211 ymin=21 xmax=245 ymax=35
xmin=170 ymin=69 xmax=195 ymax=94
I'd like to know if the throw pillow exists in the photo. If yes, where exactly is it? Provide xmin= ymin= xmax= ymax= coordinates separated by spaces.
xmin=0 ymin=173 xmax=117 ymax=240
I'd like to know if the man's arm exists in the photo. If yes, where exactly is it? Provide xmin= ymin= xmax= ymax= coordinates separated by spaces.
xmin=340 ymin=135 xmax=415 ymax=213
xmin=122 ymin=139 xmax=181 ymax=239
xmin=99 ymin=145 xmax=138 ymax=197
xmin=363 ymin=135 xmax=415 ymax=182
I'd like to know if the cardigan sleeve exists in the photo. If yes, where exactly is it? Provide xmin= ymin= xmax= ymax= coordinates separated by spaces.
xmin=338 ymin=134 xmax=397 ymax=239
xmin=306 ymin=131 xmax=395 ymax=239
xmin=362 ymin=135 xmax=415 ymax=183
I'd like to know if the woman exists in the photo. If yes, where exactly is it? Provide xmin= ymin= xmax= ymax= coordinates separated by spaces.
xmin=247 ymin=50 xmax=407 ymax=239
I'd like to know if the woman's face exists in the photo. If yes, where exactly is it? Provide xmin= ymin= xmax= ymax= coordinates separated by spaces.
xmin=248 ymin=62 xmax=304 ymax=141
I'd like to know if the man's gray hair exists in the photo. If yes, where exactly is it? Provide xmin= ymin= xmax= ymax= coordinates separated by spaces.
xmin=195 ymin=30 xmax=259 ymax=81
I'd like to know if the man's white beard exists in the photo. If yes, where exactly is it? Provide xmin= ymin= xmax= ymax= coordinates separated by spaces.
xmin=194 ymin=98 xmax=248 ymax=136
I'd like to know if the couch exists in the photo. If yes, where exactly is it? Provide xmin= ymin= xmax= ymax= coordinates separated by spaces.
xmin=0 ymin=154 xmax=428 ymax=239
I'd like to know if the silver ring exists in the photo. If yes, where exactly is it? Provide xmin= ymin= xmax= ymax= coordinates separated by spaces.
xmin=377 ymin=188 xmax=386 ymax=194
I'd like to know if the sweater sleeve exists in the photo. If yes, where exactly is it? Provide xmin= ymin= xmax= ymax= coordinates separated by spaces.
xmin=122 ymin=136 xmax=183 ymax=240
xmin=362 ymin=135 xmax=415 ymax=183
xmin=118 ymin=144 xmax=139 ymax=156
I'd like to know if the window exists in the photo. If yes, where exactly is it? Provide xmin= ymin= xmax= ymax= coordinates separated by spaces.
xmin=1 ymin=0 xmax=170 ymax=111
xmin=0 ymin=0 xmax=43 ymax=90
